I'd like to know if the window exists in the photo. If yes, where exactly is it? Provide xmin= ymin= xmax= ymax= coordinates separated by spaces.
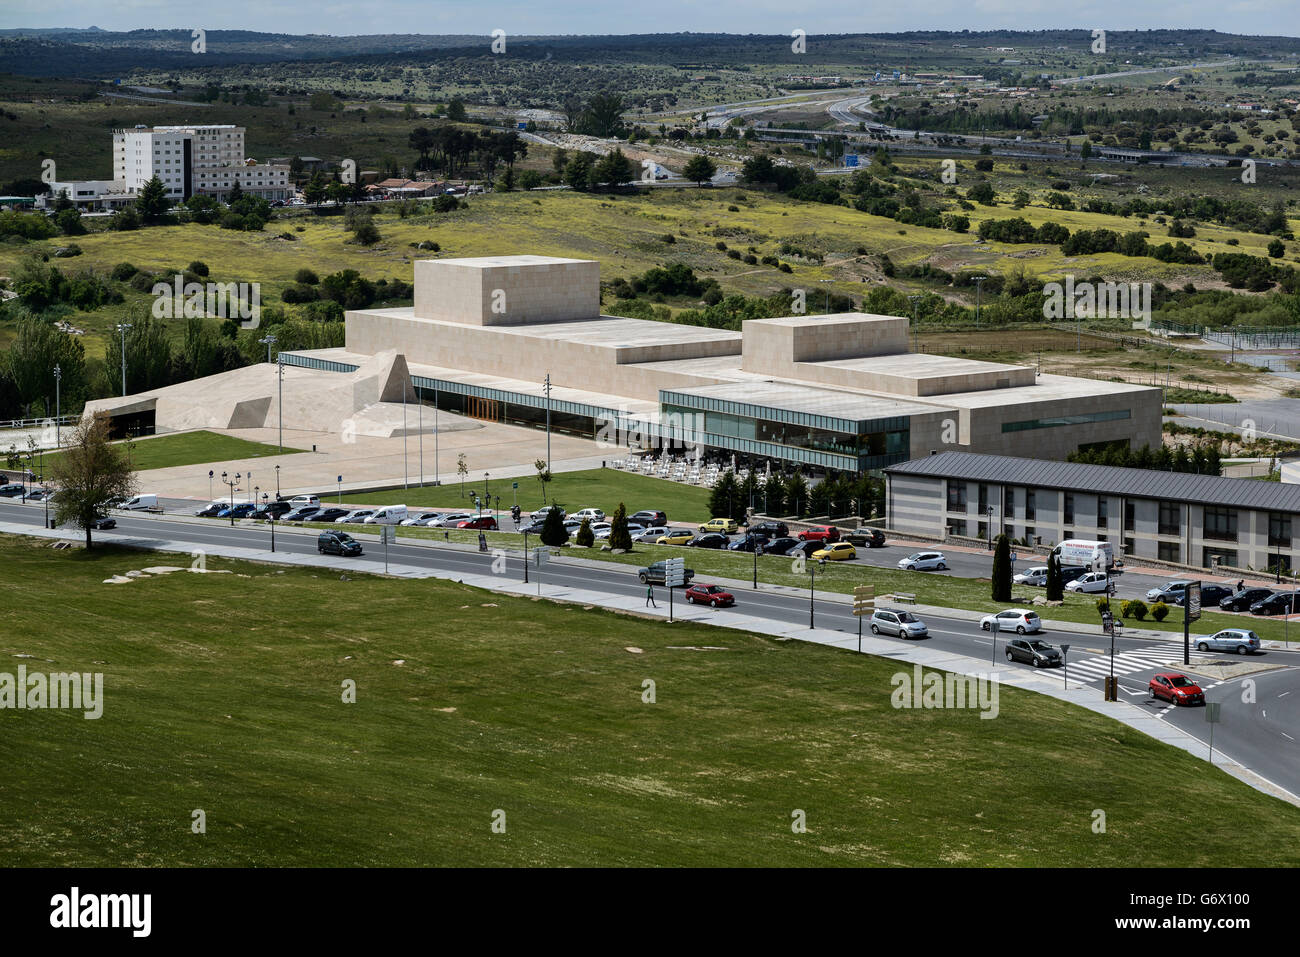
xmin=947 ymin=481 xmax=967 ymax=511
xmin=1158 ymin=501 xmax=1181 ymax=537
xmin=1203 ymin=548 xmax=1238 ymax=570
xmin=1097 ymin=497 xmax=1108 ymax=529
xmin=1203 ymin=507 xmax=1238 ymax=542
xmin=1001 ymin=409 xmax=1131 ymax=433
xmin=978 ymin=484 xmax=988 ymax=513
xmin=1124 ymin=537 xmax=1135 ymax=557
xmin=948 ymin=521 xmax=968 ymax=537
xmin=1124 ymin=501 xmax=1134 ymax=532
xmin=1269 ymin=513 xmax=1292 ymax=548
xmin=1158 ymin=541 xmax=1181 ymax=563
xmin=1063 ymin=493 xmax=1074 ymax=525
xmin=1024 ymin=490 xmax=1035 ymax=521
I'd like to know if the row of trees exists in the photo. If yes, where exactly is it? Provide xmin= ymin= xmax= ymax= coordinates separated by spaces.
xmin=707 ymin=469 xmax=884 ymax=523
xmin=407 ymin=127 xmax=526 ymax=179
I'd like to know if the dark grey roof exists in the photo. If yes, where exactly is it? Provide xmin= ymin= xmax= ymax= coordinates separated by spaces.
xmin=886 ymin=451 xmax=1300 ymax=514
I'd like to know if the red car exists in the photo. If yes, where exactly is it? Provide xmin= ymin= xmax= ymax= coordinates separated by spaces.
xmin=457 ymin=516 xmax=499 ymax=530
xmin=1148 ymin=673 xmax=1205 ymax=706
xmin=798 ymin=524 xmax=840 ymax=543
xmin=685 ymin=584 xmax=735 ymax=607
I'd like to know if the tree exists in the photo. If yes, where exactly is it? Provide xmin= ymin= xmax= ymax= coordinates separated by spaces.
xmin=409 ymin=127 xmax=436 ymax=170
xmin=785 ymin=471 xmax=808 ymax=518
xmin=226 ymin=180 xmax=244 ymax=205
xmin=562 ymin=153 xmax=595 ymax=191
xmin=708 ymin=469 xmax=740 ymax=522
xmin=55 ymin=207 xmax=85 ymax=236
xmin=540 ymin=505 xmax=568 ymax=546
xmin=103 ymin=315 xmax=172 ymax=396
xmin=1080 ymin=139 xmax=1093 ymax=163
xmin=50 ymin=412 xmax=136 ymax=550
xmin=457 ymin=453 xmax=468 ymax=497
xmin=534 ymin=458 xmax=552 ymax=503
xmin=608 ymin=502 xmax=633 ymax=551
xmin=135 ymin=176 xmax=171 ymax=224
xmin=447 ymin=98 xmax=468 ymax=122
xmin=991 ymin=533 xmax=1012 ymax=602
xmin=967 ymin=182 xmax=996 ymax=205
xmin=575 ymin=517 xmax=594 ymax=547
xmin=7 ymin=318 xmax=86 ymax=415
xmin=593 ymin=149 xmax=634 ymax=188
xmin=1045 ymin=551 xmax=1064 ymax=601
xmin=683 ymin=155 xmax=717 ymax=187
xmin=579 ymin=92 xmax=626 ymax=138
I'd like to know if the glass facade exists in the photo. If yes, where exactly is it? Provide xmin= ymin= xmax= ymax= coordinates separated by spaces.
xmin=1002 ymin=409 xmax=1131 ymax=433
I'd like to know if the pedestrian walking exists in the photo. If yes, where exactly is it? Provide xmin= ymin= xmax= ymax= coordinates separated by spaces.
xmin=1237 ymin=579 xmax=1245 ymax=592
xmin=646 ymin=583 xmax=657 ymax=608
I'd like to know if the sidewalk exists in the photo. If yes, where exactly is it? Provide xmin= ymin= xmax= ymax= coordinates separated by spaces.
xmin=5 ymin=516 xmax=1297 ymax=808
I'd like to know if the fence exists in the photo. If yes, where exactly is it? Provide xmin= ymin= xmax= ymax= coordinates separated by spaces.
xmin=1153 ymin=319 xmax=1300 ymax=350
xmin=0 ymin=415 xmax=79 ymax=432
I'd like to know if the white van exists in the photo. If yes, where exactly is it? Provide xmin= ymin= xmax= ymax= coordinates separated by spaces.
xmin=120 ymin=494 xmax=157 ymax=511
xmin=365 ymin=505 xmax=408 ymax=525
xmin=1052 ymin=539 xmax=1116 ymax=570
xmin=289 ymin=495 xmax=321 ymax=508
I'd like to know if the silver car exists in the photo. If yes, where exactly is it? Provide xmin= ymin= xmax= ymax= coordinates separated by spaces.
xmin=1196 ymin=629 xmax=1261 ymax=655
xmin=1013 ymin=566 xmax=1048 ymax=586
xmin=870 ymin=609 xmax=929 ymax=639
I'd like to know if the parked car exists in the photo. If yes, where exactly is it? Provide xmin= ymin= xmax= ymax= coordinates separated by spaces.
xmin=120 ymin=494 xmax=158 ymax=510
xmin=1058 ymin=565 xmax=1090 ymax=585
xmin=313 ymin=508 xmax=351 ymax=524
xmin=584 ymin=521 xmax=613 ymax=537
xmin=727 ymin=534 xmax=770 ymax=552
xmin=195 ymin=502 xmax=226 ymax=517
xmin=688 ymin=533 xmax=730 ymax=549
xmin=1220 ymin=587 xmax=1274 ymax=612
xmin=798 ymin=524 xmax=840 ymax=543
xmin=656 ymin=530 xmax=694 ymax=546
xmin=282 ymin=506 xmax=320 ymax=522
xmin=218 ymin=503 xmax=259 ymax=519
xmin=89 ymin=515 xmax=117 ymax=530
xmin=518 ymin=520 xmax=548 ymax=536
xmin=317 ymin=530 xmax=363 ymax=557
xmin=1148 ymin=672 xmax=1205 ymax=706
xmin=365 ymin=505 xmax=408 ymax=525
xmin=1066 ymin=571 xmax=1115 ymax=595
xmin=0 ymin=484 xmax=26 ymax=497
xmin=428 ymin=512 xmax=474 ymax=528
xmin=1013 ymin=565 xmax=1049 ymax=586
xmin=898 ymin=551 xmax=947 ymax=571
xmin=597 ymin=523 xmax=643 ymax=541
xmin=812 ymin=542 xmax=857 ymax=562
xmin=979 ymin=609 xmax=1042 ymax=634
xmin=762 ymin=537 xmax=802 ymax=556
xmin=747 ymin=521 xmax=788 ymax=539
xmin=870 ymin=609 xmax=928 ymax=638
xmin=1196 ymin=629 xmax=1261 ymax=655
xmin=458 ymin=516 xmax=499 ymax=530
xmin=1199 ymin=584 xmax=1234 ymax=607
xmin=699 ymin=517 xmax=739 ymax=534
xmin=685 ymin=584 xmax=735 ymax=607
xmin=259 ymin=501 xmax=294 ymax=519
xmin=631 ymin=510 xmax=668 ymax=527
xmin=843 ymin=528 xmax=886 ymax=548
xmin=632 ymin=526 xmax=670 ymax=542
xmin=786 ymin=540 xmax=822 ymax=558
xmin=532 ymin=505 xmax=566 ymax=521
xmin=572 ymin=507 xmax=605 ymax=523
xmin=288 ymin=495 xmax=321 ymax=508
xmin=1146 ymin=580 xmax=1192 ymax=603
xmin=401 ymin=512 xmax=443 ymax=526
xmin=1004 ymin=637 xmax=1062 ymax=667
xmin=339 ymin=510 xmax=375 ymax=524
xmin=1250 ymin=591 xmax=1300 ymax=616
xmin=26 ymin=488 xmax=53 ymax=501
xmin=638 ymin=560 xmax=694 ymax=586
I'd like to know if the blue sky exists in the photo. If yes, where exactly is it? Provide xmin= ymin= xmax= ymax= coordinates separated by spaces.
xmin=4 ymin=1 xmax=1298 ymax=38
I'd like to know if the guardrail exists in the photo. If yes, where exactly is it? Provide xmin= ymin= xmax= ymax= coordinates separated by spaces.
xmin=0 ymin=415 xmax=78 ymax=432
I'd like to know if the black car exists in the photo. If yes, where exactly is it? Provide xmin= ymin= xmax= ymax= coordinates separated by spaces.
xmin=313 ymin=507 xmax=351 ymax=523
xmin=518 ymin=520 xmax=548 ymax=536
xmin=1250 ymin=591 xmax=1300 ymax=616
xmin=1058 ymin=565 xmax=1091 ymax=585
xmin=283 ymin=506 xmax=321 ymax=522
xmin=631 ymin=510 xmax=668 ymax=527
xmin=727 ymin=534 xmax=770 ymax=552
xmin=1005 ymin=638 xmax=1063 ymax=668
xmin=318 ymin=531 xmax=363 ymax=556
xmin=89 ymin=515 xmax=117 ymax=530
xmin=1199 ymin=584 xmax=1234 ymax=607
xmin=195 ymin=503 xmax=225 ymax=517
xmin=259 ymin=501 xmax=294 ymax=519
xmin=844 ymin=528 xmax=887 ymax=548
xmin=1220 ymin=587 xmax=1274 ymax=612
xmin=688 ymin=533 xmax=729 ymax=549
xmin=746 ymin=521 xmax=788 ymax=539
xmin=759 ymin=537 xmax=800 ymax=556
xmin=0 ymin=484 xmax=26 ymax=497
xmin=787 ymin=540 xmax=822 ymax=558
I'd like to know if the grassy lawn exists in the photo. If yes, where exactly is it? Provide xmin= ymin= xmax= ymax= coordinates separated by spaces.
xmin=2 ymin=533 xmax=1298 ymax=867
xmin=289 ymin=522 xmax=1300 ymax=646
xmin=43 ymin=430 xmax=297 ymax=475
xmin=334 ymin=468 xmax=716 ymax=524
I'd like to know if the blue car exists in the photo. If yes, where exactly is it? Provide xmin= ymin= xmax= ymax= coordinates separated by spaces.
xmin=217 ymin=503 xmax=258 ymax=519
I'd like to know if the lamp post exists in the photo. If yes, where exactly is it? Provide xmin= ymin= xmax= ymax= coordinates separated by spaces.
xmin=907 ymin=295 xmax=921 ymax=354
xmin=418 ymin=382 xmax=423 ymax=487
xmin=275 ymin=465 xmax=281 ymax=500
xmin=522 ymin=528 xmax=530 ymax=584
xmin=208 ymin=469 xmax=214 ymax=502
xmin=221 ymin=471 xmax=241 ymax=527
xmin=116 ymin=322 xmax=132 ymax=396
xmin=41 ymin=449 xmax=49 ymax=528
xmin=53 ymin=364 xmax=62 ymax=448
xmin=972 ymin=275 xmax=986 ymax=328
xmin=434 ymin=388 xmax=440 ymax=486
xmin=544 ymin=373 xmax=552 ymax=474
xmin=809 ymin=558 xmax=825 ymax=629
xmin=263 ymin=492 xmax=275 ymax=553
xmin=258 ymin=333 xmax=277 ymax=365
xmin=275 ymin=353 xmax=284 ymax=452
xmin=986 ymin=504 xmax=994 ymax=551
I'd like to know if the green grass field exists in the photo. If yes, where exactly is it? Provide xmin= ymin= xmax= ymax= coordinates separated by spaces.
xmin=43 ymin=430 xmax=295 ymax=475
xmin=2 ymin=533 xmax=1298 ymax=867
xmin=336 ymin=468 xmax=714 ymax=524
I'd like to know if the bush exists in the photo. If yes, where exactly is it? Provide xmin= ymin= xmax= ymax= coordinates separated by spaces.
xmin=109 ymin=262 xmax=138 ymax=282
xmin=575 ymin=518 xmax=594 ymax=547
xmin=1121 ymin=599 xmax=1148 ymax=621
xmin=294 ymin=268 xmax=319 ymax=285
xmin=129 ymin=271 xmax=157 ymax=292
xmin=188 ymin=260 xmax=209 ymax=277
xmin=1150 ymin=601 xmax=1169 ymax=622
xmin=662 ymin=234 xmax=676 ymax=244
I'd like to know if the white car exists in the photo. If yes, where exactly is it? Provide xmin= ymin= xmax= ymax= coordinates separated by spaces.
xmin=427 ymin=512 xmax=473 ymax=528
xmin=1066 ymin=571 xmax=1114 ymax=595
xmin=633 ymin=525 xmax=670 ymax=542
xmin=573 ymin=507 xmax=605 ymax=522
xmin=532 ymin=505 xmax=566 ymax=520
xmin=595 ymin=523 xmax=643 ymax=540
xmin=336 ymin=509 xmax=374 ymax=523
xmin=898 ymin=551 xmax=947 ymax=571
xmin=586 ymin=522 xmax=613 ymax=538
xmin=400 ymin=512 xmax=442 ymax=526
xmin=288 ymin=494 xmax=320 ymax=508
xmin=980 ymin=609 xmax=1043 ymax=634
xmin=1013 ymin=566 xmax=1048 ymax=586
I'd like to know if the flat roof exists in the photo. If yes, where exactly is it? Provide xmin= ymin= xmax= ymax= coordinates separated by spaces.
xmin=747 ymin=312 xmax=904 ymax=328
xmin=431 ymin=255 xmax=595 ymax=268
xmin=664 ymin=380 xmax=948 ymax=427
xmin=887 ymin=451 xmax=1300 ymax=514
xmin=816 ymin=352 xmax=1032 ymax=378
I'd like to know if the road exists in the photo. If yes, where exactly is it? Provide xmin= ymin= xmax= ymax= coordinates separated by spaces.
xmin=4 ymin=497 xmax=1299 ymax=797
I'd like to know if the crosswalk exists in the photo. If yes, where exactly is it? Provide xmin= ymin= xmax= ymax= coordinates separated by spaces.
xmin=1056 ymin=645 xmax=1218 ymax=683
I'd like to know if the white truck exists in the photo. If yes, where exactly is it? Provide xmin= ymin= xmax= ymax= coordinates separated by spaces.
xmin=120 ymin=494 xmax=158 ymax=511
xmin=364 ymin=505 xmax=408 ymax=525
xmin=1052 ymin=539 xmax=1116 ymax=570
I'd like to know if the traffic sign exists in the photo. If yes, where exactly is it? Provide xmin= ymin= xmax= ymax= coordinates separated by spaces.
xmin=844 ymin=154 xmax=859 ymax=168
xmin=852 ymin=585 xmax=875 ymax=617
xmin=663 ymin=557 xmax=686 ymax=588
xmin=512 ymin=482 xmax=519 ymax=490
xmin=1205 ymin=702 xmax=1221 ymax=723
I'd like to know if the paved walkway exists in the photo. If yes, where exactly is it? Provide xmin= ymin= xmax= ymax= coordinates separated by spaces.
xmin=6 ymin=516 xmax=1295 ymax=808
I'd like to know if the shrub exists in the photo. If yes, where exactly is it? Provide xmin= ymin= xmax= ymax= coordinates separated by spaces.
xmin=1150 ymin=601 xmax=1169 ymax=622
xmin=1121 ymin=599 xmax=1148 ymax=621
xmin=727 ymin=205 xmax=740 ymax=212
xmin=575 ymin=518 xmax=594 ymax=547
xmin=662 ymin=234 xmax=676 ymax=244
xmin=188 ymin=260 xmax=209 ymax=277
xmin=715 ymin=241 xmax=728 ymax=251
xmin=294 ymin=268 xmax=319 ymax=285
xmin=109 ymin=262 xmax=138 ymax=282
xmin=129 ymin=271 xmax=157 ymax=292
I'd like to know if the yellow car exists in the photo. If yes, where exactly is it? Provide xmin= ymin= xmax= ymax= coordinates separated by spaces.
xmin=699 ymin=517 xmax=739 ymax=534
xmin=812 ymin=542 xmax=857 ymax=562
xmin=657 ymin=530 xmax=695 ymax=546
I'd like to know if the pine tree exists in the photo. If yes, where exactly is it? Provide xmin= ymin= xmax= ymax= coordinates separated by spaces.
xmin=135 ymin=175 xmax=171 ymax=223
xmin=785 ymin=472 xmax=809 ymax=518
xmin=1045 ymin=551 xmax=1064 ymax=601
xmin=575 ymin=517 xmax=594 ymax=547
xmin=608 ymin=502 xmax=633 ymax=551
xmin=708 ymin=470 xmax=738 ymax=521
xmin=991 ymin=534 xmax=1013 ymax=602
xmin=540 ymin=506 xmax=568 ymax=546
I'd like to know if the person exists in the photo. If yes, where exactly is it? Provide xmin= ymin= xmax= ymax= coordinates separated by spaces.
xmin=646 ymin=582 xmax=657 ymax=608
xmin=1237 ymin=579 xmax=1245 ymax=592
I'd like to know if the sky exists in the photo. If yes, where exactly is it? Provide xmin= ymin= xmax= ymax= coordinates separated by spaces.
xmin=1 ymin=0 xmax=1297 ymax=38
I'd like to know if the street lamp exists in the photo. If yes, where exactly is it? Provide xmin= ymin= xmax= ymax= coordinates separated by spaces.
xmin=116 ymin=322 xmax=132 ymax=396
xmin=53 ymin=364 xmax=62 ymax=448
xmin=258 ymin=333 xmax=278 ymax=365
xmin=221 ymin=471 xmax=241 ymax=526
xmin=986 ymin=504 xmax=994 ymax=550
xmin=275 ymin=465 xmax=281 ymax=500
xmin=907 ymin=295 xmax=921 ymax=354
xmin=263 ymin=492 xmax=276 ymax=553
xmin=972 ymin=275 xmax=986 ymax=328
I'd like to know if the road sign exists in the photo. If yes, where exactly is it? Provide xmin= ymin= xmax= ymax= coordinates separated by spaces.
xmin=1010 ymin=552 xmax=1017 ymax=564
xmin=1205 ymin=702 xmax=1221 ymax=723
xmin=337 ymin=475 xmax=342 ymax=483
xmin=844 ymin=154 xmax=859 ymax=168
xmin=988 ymin=618 xmax=1000 ymax=634
xmin=852 ymin=585 xmax=875 ymax=616
xmin=663 ymin=557 xmax=686 ymax=588
xmin=512 ymin=482 xmax=519 ymax=490
xmin=1186 ymin=581 xmax=1202 ymax=622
